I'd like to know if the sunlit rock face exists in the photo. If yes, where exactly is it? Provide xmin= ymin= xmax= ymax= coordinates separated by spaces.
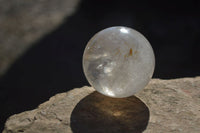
xmin=83 ymin=26 xmax=155 ymax=98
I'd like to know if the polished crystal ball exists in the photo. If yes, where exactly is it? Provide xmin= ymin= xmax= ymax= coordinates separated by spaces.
xmin=83 ymin=26 xmax=155 ymax=98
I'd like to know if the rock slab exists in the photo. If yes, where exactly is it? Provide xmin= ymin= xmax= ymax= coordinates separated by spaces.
xmin=3 ymin=77 xmax=200 ymax=133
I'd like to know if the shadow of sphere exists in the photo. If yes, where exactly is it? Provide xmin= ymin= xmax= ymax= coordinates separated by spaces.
xmin=70 ymin=92 xmax=149 ymax=133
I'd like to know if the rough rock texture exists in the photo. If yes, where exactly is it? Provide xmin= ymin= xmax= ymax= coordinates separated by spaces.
xmin=0 ymin=0 xmax=80 ymax=76
xmin=3 ymin=77 xmax=200 ymax=133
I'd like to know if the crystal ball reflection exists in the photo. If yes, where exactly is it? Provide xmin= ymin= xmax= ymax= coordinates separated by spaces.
xmin=83 ymin=26 xmax=155 ymax=98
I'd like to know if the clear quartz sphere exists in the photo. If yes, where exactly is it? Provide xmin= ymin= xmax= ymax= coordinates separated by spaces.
xmin=83 ymin=26 xmax=155 ymax=98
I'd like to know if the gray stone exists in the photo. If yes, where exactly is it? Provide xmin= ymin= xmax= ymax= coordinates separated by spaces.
xmin=0 ymin=0 xmax=80 ymax=76
xmin=3 ymin=77 xmax=200 ymax=133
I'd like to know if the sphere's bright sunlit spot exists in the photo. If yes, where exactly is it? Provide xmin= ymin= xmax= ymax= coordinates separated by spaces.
xmin=120 ymin=28 xmax=129 ymax=33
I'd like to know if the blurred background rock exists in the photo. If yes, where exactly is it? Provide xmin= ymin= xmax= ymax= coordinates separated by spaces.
xmin=0 ymin=0 xmax=200 ymax=132
xmin=0 ymin=0 xmax=79 ymax=76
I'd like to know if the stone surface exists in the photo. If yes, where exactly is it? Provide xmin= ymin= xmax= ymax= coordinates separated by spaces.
xmin=0 ymin=0 xmax=80 ymax=76
xmin=83 ymin=26 xmax=155 ymax=98
xmin=3 ymin=77 xmax=200 ymax=133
